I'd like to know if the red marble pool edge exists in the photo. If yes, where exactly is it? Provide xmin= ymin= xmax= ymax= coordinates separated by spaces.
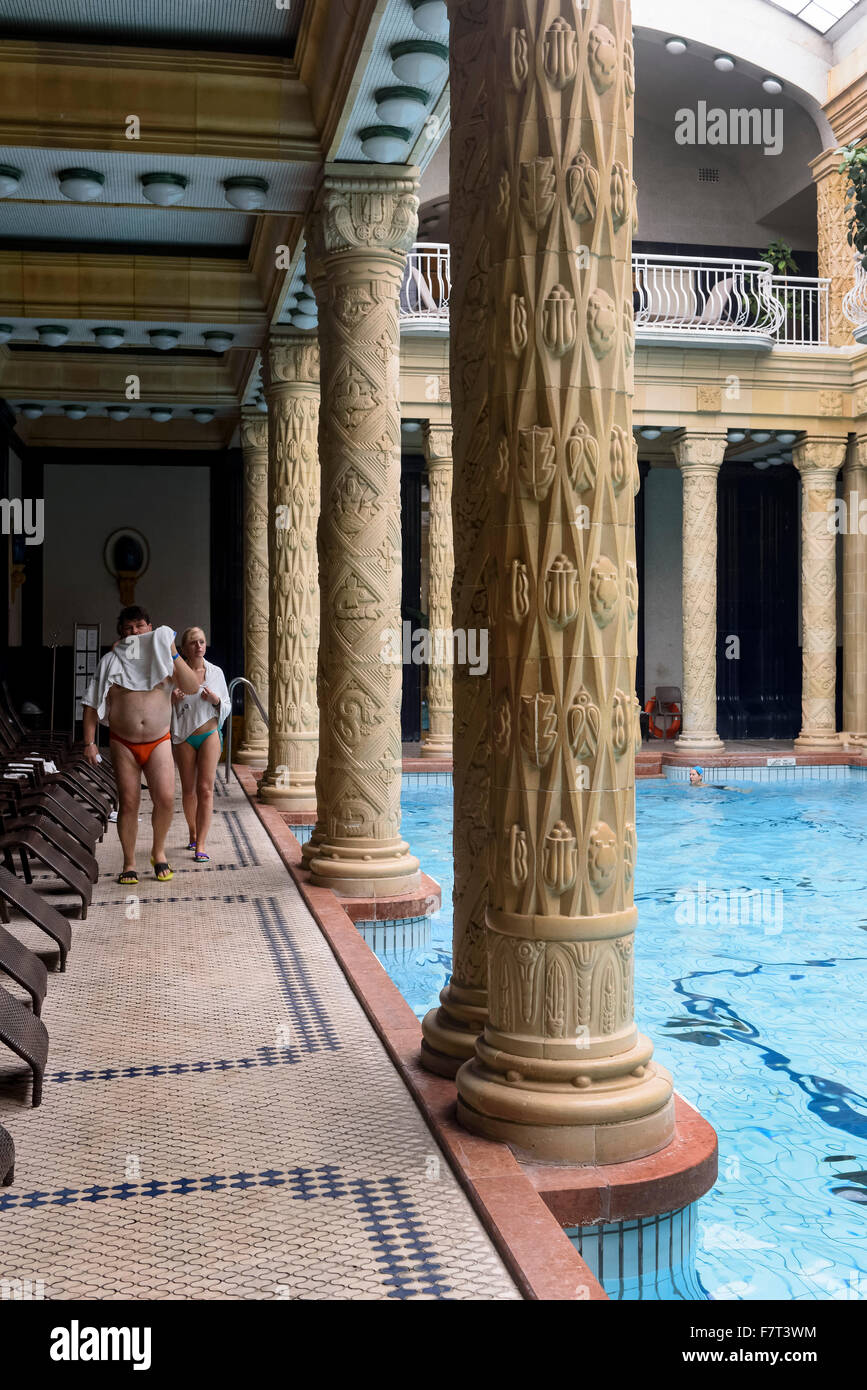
xmin=234 ymin=764 xmax=719 ymax=1302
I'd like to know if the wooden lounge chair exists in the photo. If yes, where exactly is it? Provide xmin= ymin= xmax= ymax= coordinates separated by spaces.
xmin=0 ymin=926 xmax=48 ymax=1016
xmin=0 ymin=1122 xmax=13 ymax=1184
xmin=0 ymin=984 xmax=48 ymax=1107
xmin=0 ymin=824 xmax=92 ymax=919
xmin=0 ymin=812 xmax=98 ymax=884
xmin=0 ymin=867 xmax=75 ymax=967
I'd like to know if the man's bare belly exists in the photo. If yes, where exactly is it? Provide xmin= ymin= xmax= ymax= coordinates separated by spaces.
xmin=107 ymin=681 xmax=172 ymax=741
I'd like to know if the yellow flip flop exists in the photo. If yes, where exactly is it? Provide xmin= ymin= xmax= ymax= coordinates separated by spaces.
xmin=150 ymin=856 xmax=174 ymax=882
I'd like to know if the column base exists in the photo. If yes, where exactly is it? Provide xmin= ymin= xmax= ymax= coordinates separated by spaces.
xmin=258 ymin=777 xmax=317 ymax=815
xmin=675 ymin=732 xmax=725 ymax=756
xmin=420 ymin=738 xmax=453 ymax=760
xmin=420 ymin=981 xmax=487 ymax=1078
xmin=308 ymin=837 xmax=421 ymax=899
xmin=455 ymin=1035 xmax=675 ymax=1164
xmin=842 ymin=732 xmax=867 ymax=750
xmin=794 ymin=731 xmax=841 ymax=752
xmin=234 ymin=745 xmax=269 ymax=767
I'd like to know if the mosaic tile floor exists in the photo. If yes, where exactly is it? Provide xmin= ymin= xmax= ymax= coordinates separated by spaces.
xmin=0 ymin=776 xmax=520 ymax=1301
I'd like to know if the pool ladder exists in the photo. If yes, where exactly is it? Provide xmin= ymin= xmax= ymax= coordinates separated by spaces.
xmin=223 ymin=677 xmax=269 ymax=783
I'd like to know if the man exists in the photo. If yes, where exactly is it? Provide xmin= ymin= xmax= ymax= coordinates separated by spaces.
xmin=82 ymin=605 xmax=201 ymax=884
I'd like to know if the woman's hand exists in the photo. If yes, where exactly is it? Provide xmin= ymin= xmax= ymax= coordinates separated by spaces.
xmin=171 ymin=688 xmax=186 ymax=706
xmin=201 ymin=686 xmax=220 ymax=707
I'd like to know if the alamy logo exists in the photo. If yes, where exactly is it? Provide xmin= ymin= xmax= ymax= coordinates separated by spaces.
xmin=675 ymin=101 xmax=783 ymax=157
xmin=50 ymin=1320 xmax=152 ymax=1372
xmin=0 ymin=497 xmax=44 ymax=546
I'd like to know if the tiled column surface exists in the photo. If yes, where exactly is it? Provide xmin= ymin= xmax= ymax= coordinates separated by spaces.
xmin=421 ymin=0 xmax=493 ymax=1076
xmin=842 ymin=439 xmax=867 ymax=749
xmin=421 ymin=423 xmax=455 ymax=759
xmin=811 ymin=149 xmax=854 ymax=348
xmin=673 ymin=433 xmax=726 ymax=756
xmin=306 ymin=165 xmax=421 ymax=897
xmin=235 ymin=412 xmax=270 ymax=764
xmin=258 ymin=335 xmax=321 ymax=812
xmin=794 ymin=438 xmax=844 ymax=752
xmin=455 ymin=0 xmax=675 ymax=1163
xmin=0 ymin=779 xmax=520 ymax=1300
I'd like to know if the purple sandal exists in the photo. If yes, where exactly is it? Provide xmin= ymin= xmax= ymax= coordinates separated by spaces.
xmin=194 ymin=852 xmax=210 ymax=862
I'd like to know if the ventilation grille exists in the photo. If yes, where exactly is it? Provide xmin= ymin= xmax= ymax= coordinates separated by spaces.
xmin=698 ymin=168 xmax=720 ymax=183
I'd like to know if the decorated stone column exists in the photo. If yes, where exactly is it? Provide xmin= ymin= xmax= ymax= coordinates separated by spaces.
xmin=843 ymin=438 xmax=867 ymax=750
xmin=258 ymin=334 xmax=321 ymax=812
xmin=673 ymin=433 xmax=726 ymax=756
xmin=794 ymin=437 xmax=844 ymax=752
xmin=811 ymin=149 xmax=854 ymax=348
xmin=454 ymin=0 xmax=675 ymax=1162
xmin=421 ymin=0 xmax=493 ymax=1075
xmin=305 ymin=165 xmax=421 ymax=897
xmin=235 ymin=411 xmax=270 ymax=765
xmin=421 ymin=422 xmax=455 ymax=759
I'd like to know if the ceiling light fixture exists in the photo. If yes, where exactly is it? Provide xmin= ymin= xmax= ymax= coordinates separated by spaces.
xmin=223 ymin=176 xmax=269 ymax=211
xmin=639 ymin=428 xmax=662 ymax=440
xmin=106 ymin=405 xmax=131 ymax=421
xmin=57 ymin=167 xmax=105 ymax=202
xmin=0 ymin=324 xmax=13 ymax=343
xmin=750 ymin=431 xmax=772 ymax=443
xmin=762 ymin=77 xmax=783 ymax=95
xmin=256 ymin=398 xmax=268 ymax=414
xmin=202 ymin=331 xmax=234 ymax=353
xmin=359 ymin=126 xmax=412 ymax=162
xmin=713 ymin=55 xmax=735 ymax=72
xmin=291 ymin=313 xmax=318 ymax=332
xmin=19 ymin=403 xmax=44 ymax=419
xmin=63 ymin=404 xmax=88 ymax=420
xmin=150 ymin=406 xmax=173 ymax=422
xmin=665 ymin=38 xmax=687 ymax=55
xmin=390 ymin=40 xmax=449 ymax=85
xmin=92 ymin=327 xmax=125 ymax=349
xmin=727 ymin=430 xmax=747 ymax=443
xmin=192 ymin=408 xmax=215 ymax=423
xmin=410 ymin=0 xmax=449 ymax=37
xmin=0 ymin=164 xmax=23 ymax=198
xmin=375 ymin=85 xmax=430 ymax=126
xmin=140 ymin=172 xmax=188 ymax=207
xmin=775 ymin=431 xmax=797 ymax=444
xmin=36 ymin=324 xmax=69 ymax=347
xmin=148 ymin=329 xmax=181 ymax=351
xmin=754 ymin=459 xmax=771 ymax=471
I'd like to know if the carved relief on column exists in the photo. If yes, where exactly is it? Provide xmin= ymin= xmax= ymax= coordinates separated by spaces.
xmin=235 ymin=411 xmax=270 ymax=764
xmin=420 ymin=0 xmax=493 ymax=1076
xmin=843 ymin=439 xmax=867 ymax=749
xmin=794 ymin=438 xmax=844 ymax=751
xmin=304 ymin=165 xmax=421 ymax=897
xmin=422 ymin=423 xmax=455 ymax=758
xmin=673 ymin=433 xmax=726 ymax=755
xmin=454 ymin=0 xmax=675 ymax=1162
xmin=812 ymin=149 xmax=854 ymax=348
xmin=258 ymin=335 xmax=321 ymax=811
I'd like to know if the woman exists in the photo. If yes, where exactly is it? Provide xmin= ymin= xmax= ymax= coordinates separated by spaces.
xmin=170 ymin=627 xmax=231 ymax=861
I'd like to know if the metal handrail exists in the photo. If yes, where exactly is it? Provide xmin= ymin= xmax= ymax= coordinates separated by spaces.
xmin=224 ymin=677 xmax=269 ymax=783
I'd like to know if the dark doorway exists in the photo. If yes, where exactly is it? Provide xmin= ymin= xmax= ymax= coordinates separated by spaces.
xmin=717 ymin=462 xmax=801 ymax=739
xmin=400 ymin=456 xmax=423 ymax=743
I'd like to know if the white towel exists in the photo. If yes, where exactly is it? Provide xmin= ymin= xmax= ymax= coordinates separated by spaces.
xmin=82 ymin=625 xmax=175 ymax=723
xmin=170 ymin=660 xmax=232 ymax=744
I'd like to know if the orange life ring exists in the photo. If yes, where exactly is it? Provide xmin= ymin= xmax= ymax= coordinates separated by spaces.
xmin=644 ymin=698 xmax=681 ymax=740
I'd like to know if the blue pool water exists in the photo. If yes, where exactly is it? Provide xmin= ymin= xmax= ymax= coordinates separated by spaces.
xmin=392 ymin=773 xmax=867 ymax=1301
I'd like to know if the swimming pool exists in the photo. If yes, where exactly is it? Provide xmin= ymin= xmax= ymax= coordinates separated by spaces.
xmin=391 ymin=772 xmax=867 ymax=1301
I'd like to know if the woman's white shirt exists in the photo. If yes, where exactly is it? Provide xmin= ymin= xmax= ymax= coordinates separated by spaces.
xmin=170 ymin=660 xmax=232 ymax=744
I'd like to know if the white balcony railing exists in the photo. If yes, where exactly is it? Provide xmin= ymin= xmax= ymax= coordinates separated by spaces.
xmin=399 ymin=242 xmax=451 ymax=333
xmin=842 ymin=259 xmax=867 ymax=342
xmin=399 ymin=244 xmax=830 ymax=347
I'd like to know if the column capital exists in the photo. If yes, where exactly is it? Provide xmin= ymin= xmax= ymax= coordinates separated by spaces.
xmin=306 ymin=163 xmax=420 ymax=268
xmin=264 ymin=333 xmax=320 ymax=389
xmin=673 ymin=432 xmax=727 ymax=472
xmin=423 ymin=422 xmax=453 ymax=468
xmin=793 ymin=436 xmax=847 ymax=478
xmin=239 ymin=410 xmax=268 ymax=451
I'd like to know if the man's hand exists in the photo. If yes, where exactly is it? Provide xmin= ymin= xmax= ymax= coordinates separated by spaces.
xmin=171 ymin=688 xmax=186 ymax=706
xmin=82 ymin=743 xmax=100 ymax=767
xmin=201 ymin=687 xmax=220 ymax=708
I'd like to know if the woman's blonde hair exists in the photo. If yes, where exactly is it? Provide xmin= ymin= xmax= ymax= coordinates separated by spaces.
xmin=179 ymin=626 xmax=206 ymax=653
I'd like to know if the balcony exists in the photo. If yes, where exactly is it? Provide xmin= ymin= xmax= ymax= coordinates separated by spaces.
xmin=399 ymin=244 xmax=830 ymax=348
